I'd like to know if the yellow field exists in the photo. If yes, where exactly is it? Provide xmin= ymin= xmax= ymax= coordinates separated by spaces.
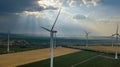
xmin=71 ymin=46 xmax=120 ymax=54
xmin=0 ymin=47 xmax=80 ymax=67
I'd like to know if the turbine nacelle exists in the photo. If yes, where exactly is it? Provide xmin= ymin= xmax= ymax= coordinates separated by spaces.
xmin=52 ymin=30 xmax=57 ymax=33
xmin=40 ymin=26 xmax=57 ymax=33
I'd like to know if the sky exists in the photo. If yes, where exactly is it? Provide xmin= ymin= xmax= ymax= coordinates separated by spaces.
xmin=0 ymin=0 xmax=120 ymax=37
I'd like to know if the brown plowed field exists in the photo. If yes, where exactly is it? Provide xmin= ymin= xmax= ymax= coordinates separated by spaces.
xmin=72 ymin=46 xmax=120 ymax=53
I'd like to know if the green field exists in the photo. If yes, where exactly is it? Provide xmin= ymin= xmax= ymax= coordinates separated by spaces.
xmin=75 ymin=56 xmax=120 ymax=67
xmin=18 ymin=50 xmax=120 ymax=67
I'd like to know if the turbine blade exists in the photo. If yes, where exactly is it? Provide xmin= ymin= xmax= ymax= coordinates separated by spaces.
xmin=51 ymin=8 xmax=61 ymax=31
xmin=40 ymin=26 xmax=51 ymax=32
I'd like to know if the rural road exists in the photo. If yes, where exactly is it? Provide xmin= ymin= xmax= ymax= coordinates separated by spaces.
xmin=0 ymin=47 xmax=80 ymax=67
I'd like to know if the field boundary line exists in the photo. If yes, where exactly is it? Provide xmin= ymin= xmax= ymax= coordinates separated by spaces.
xmin=99 ymin=55 xmax=115 ymax=59
xmin=71 ymin=55 xmax=100 ymax=67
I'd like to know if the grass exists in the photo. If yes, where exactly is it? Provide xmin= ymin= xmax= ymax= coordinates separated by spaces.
xmin=18 ymin=51 xmax=99 ymax=67
xmin=75 ymin=56 xmax=120 ymax=67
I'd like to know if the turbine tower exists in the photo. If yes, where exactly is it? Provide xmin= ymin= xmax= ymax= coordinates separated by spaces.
xmin=112 ymin=24 xmax=119 ymax=59
xmin=84 ymin=31 xmax=90 ymax=47
xmin=40 ymin=8 xmax=61 ymax=67
xmin=111 ymin=35 xmax=114 ymax=47
xmin=54 ymin=31 xmax=57 ymax=48
xmin=7 ymin=31 xmax=10 ymax=53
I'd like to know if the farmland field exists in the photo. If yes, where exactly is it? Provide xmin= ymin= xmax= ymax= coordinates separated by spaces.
xmin=18 ymin=50 xmax=120 ymax=67
xmin=70 ymin=46 xmax=120 ymax=54
xmin=18 ymin=51 xmax=99 ymax=67
xmin=75 ymin=56 xmax=120 ymax=67
xmin=0 ymin=47 xmax=79 ymax=67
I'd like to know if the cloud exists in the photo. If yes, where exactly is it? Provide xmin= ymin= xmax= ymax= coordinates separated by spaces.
xmin=59 ymin=0 xmax=101 ymax=7
xmin=92 ymin=0 xmax=101 ymax=6
xmin=0 ymin=0 xmax=36 ymax=13
xmin=68 ymin=0 xmax=83 ymax=7
xmin=0 ymin=0 xmax=58 ymax=14
xmin=73 ymin=14 xmax=87 ymax=20
xmin=0 ymin=0 xmax=101 ymax=15
xmin=96 ymin=17 xmax=120 ymax=24
xmin=45 ymin=6 xmax=58 ymax=10
xmin=57 ymin=0 xmax=70 ymax=7
xmin=38 ymin=0 xmax=59 ymax=10
xmin=82 ymin=0 xmax=101 ymax=7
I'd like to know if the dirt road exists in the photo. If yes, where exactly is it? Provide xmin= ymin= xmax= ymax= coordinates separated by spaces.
xmin=0 ymin=47 xmax=80 ymax=67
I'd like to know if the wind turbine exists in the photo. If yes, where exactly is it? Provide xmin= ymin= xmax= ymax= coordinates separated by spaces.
xmin=84 ymin=31 xmax=90 ymax=47
xmin=54 ymin=31 xmax=57 ymax=48
xmin=7 ymin=31 xmax=10 ymax=53
xmin=112 ymin=24 xmax=120 ymax=59
xmin=40 ymin=8 xmax=61 ymax=67
xmin=111 ymin=35 xmax=114 ymax=47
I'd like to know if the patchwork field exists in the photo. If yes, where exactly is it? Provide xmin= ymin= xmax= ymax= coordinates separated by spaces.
xmin=1 ymin=46 xmax=120 ymax=67
xmin=18 ymin=50 xmax=120 ymax=67
xmin=18 ymin=51 xmax=99 ymax=67
xmin=0 ymin=47 xmax=79 ymax=67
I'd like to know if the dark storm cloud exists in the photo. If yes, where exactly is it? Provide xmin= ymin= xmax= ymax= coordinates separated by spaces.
xmin=0 ymin=0 xmax=58 ymax=14
xmin=0 ymin=0 xmax=58 ymax=34
xmin=0 ymin=0 xmax=39 ymax=13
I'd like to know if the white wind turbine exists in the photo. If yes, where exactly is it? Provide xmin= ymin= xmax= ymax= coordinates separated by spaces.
xmin=54 ymin=31 xmax=57 ymax=48
xmin=112 ymin=24 xmax=120 ymax=59
xmin=84 ymin=31 xmax=90 ymax=47
xmin=7 ymin=31 xmax=10 ymax=53
xmin=111 ymin=35 xmax=114 ymax=47
xmin=40 ymin=8 xmax=61 ymax=67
